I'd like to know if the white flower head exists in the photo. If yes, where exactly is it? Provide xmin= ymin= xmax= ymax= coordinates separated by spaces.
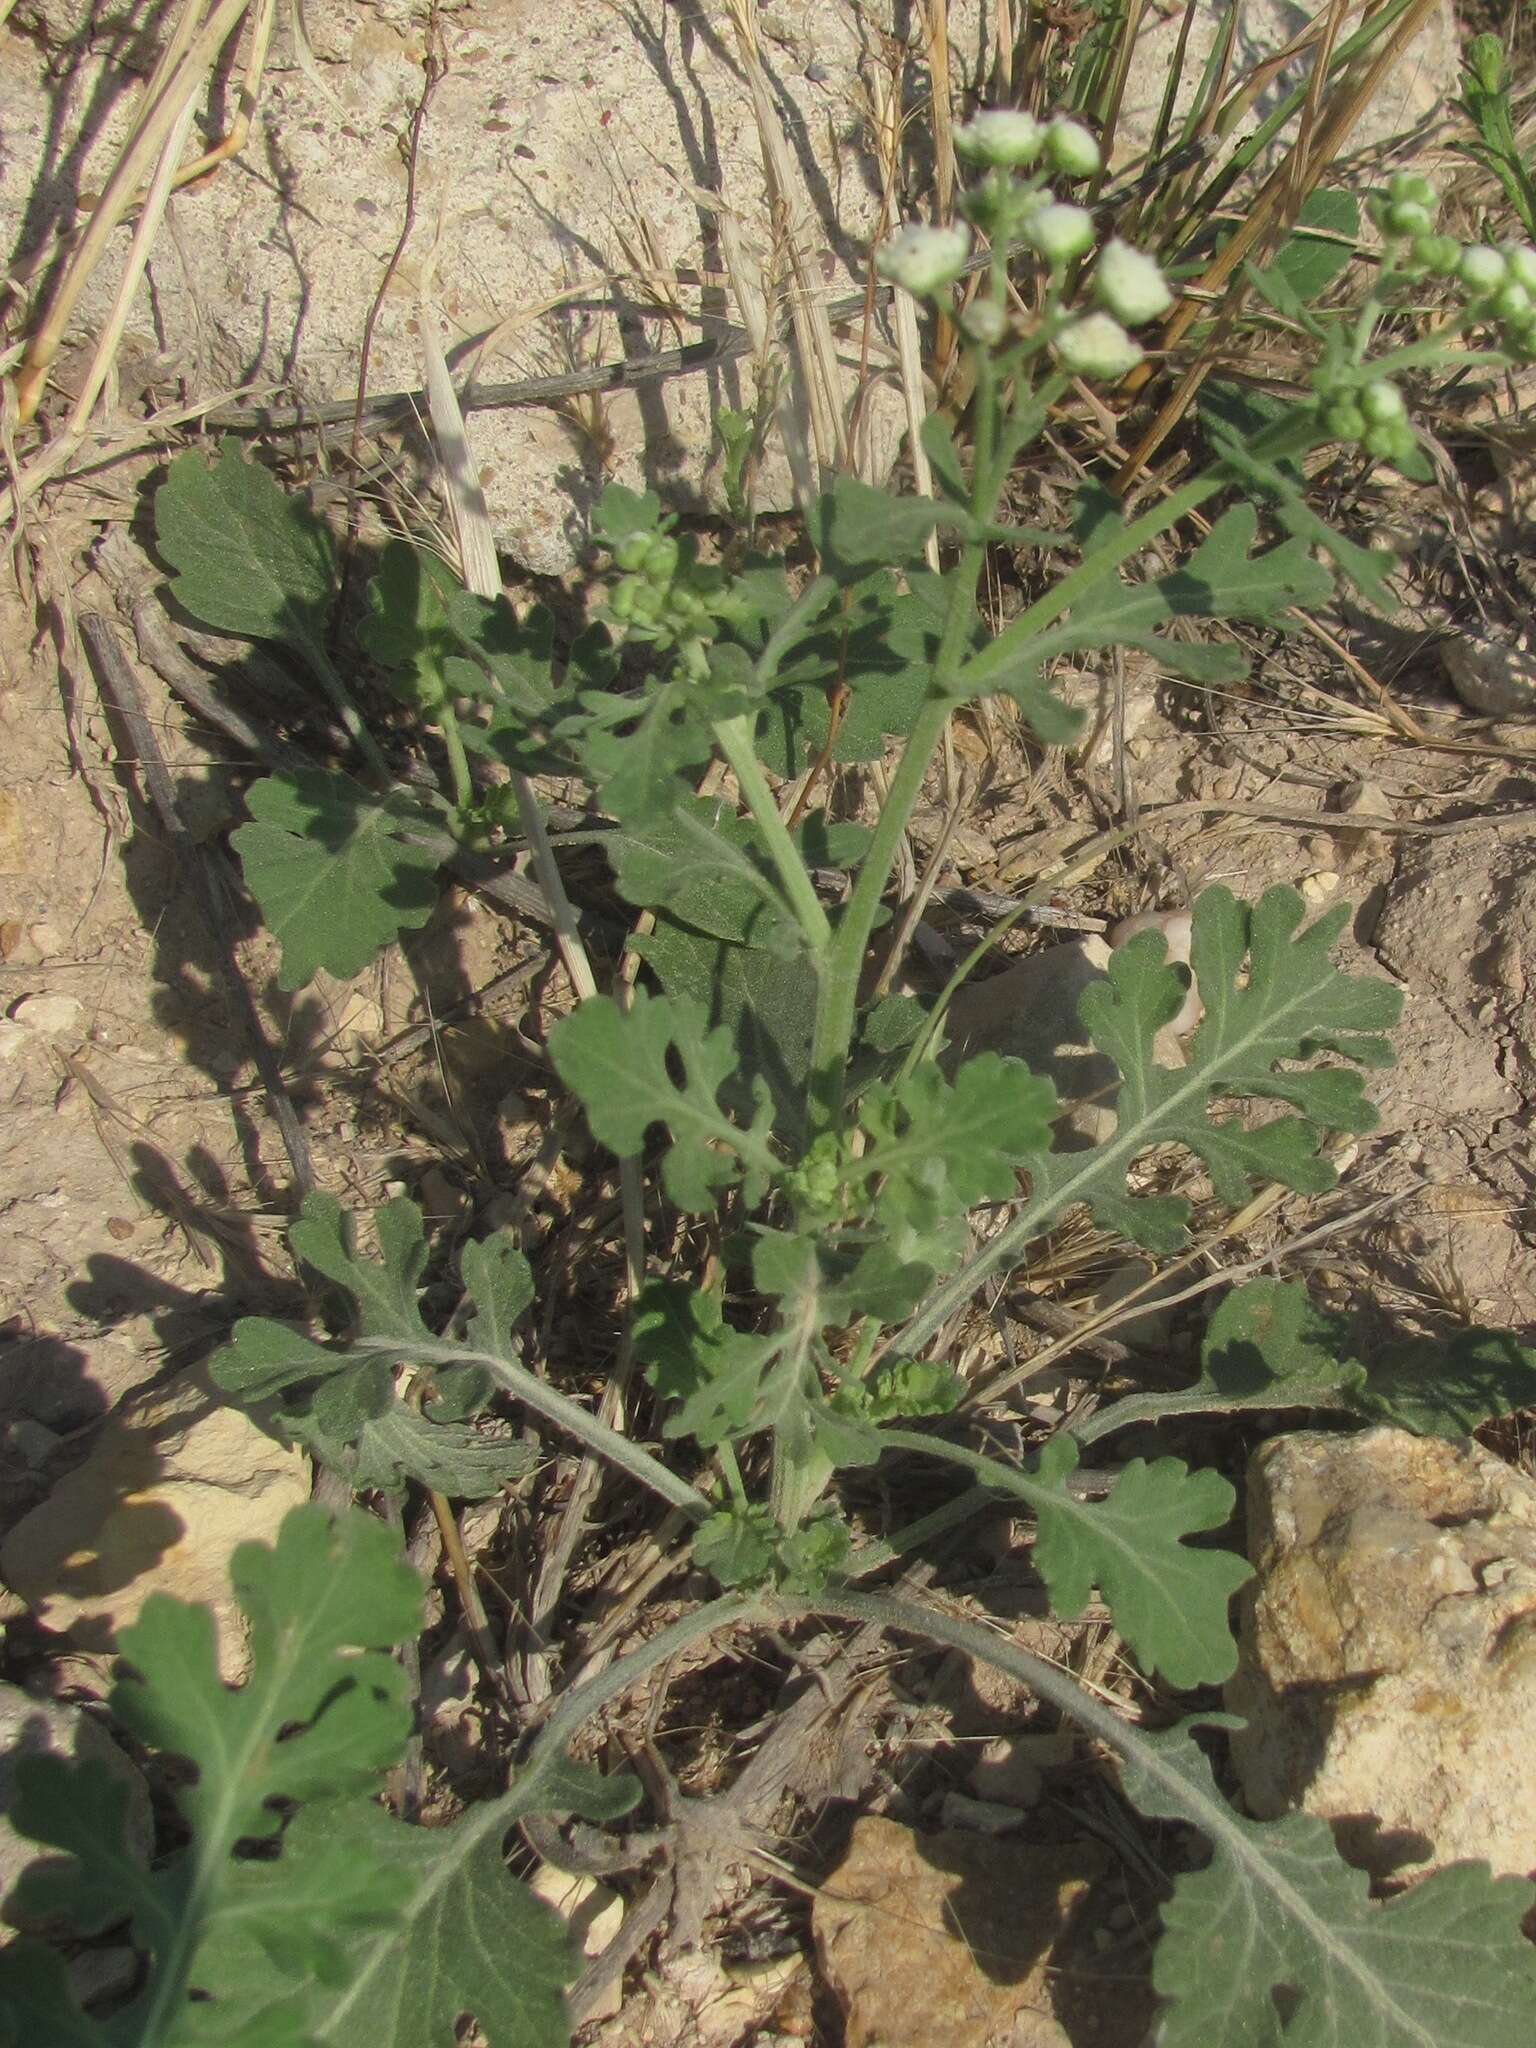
xmin=875 ymin=222 xmax=971 ymax=297
xmin=1052 ymin=311 xmax=1143 ymax=381
xmin=1360 ymin=380 xmax=1406 ymax=426
xmin=1095 ymin=238 xmax=1173 ymax=325
xmin=1044 ymin=118 xmax=1101 ymax=180
xmin=1023 ymin=201 xmax=1096 ymax=266
xmin=955 ymin=109 xmax=1045 ymax=168
xmin=1502 ymin=243 xmax=1536 ymax=292
xmin=962 ymin=299 xmax=1010 ymax=346
xmin=1458 ymin=244 xmax=1507 ymax=295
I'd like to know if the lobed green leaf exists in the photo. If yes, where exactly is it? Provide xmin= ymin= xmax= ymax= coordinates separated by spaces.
xmin=231 ymin=772 xmax=442 ymax=991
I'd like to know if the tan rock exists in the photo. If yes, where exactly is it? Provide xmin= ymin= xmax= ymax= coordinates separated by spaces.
xmin=1442 ymin=633 xmax=1536 ymax=717
xmin=944 ymin=938 xmax=1117 ymax=1149
xmin=0 ymin=1380 xmax=308 ymax=1681
xmin=7 ymin=993 xmax=84 ymax=1039
xmin=1228 ymin=1426 xmax=1536 ymax=1882
xmin=813 ymin=1816 xmax=1105 ymax=2048
xmin=527 ymin=1865 xmax=624 ymax=2022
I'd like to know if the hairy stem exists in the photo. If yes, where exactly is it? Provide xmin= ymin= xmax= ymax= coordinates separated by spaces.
xmin=808 ymin=689 xmax=957 ymax=1129
xmin=713 ymin=711 xmax=833 ymax=951
xmin=953 ymin=472 xmax=1224 ymax=697
xmin=351 ymin=1336 xmax=709 ymax=1518
xmin=437 ymin=699 xmax=474 ymax=813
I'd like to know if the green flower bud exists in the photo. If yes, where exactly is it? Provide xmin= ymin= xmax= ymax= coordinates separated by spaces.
xmin=1385 ymin=199 xmax=1434 ymax=237
xmin=1322 ymin=399 xmax=1366 ymax=443
xmin=1094 ymin=237 xmax=1174 ymax=325
xmin=875 ymin=222 xmax=971 ymax=296
xmin=954 ymin=109 xmax=1044 ymax=167
xmin=612 ymin=530 xmax=653 ymax=572
xmin=1503 ymin=243 xmax=1536 ymax=292
xmin=1360 ymin=380 xmax=1406 ymax=425
xmin=1044 ymin=117 xmax=1101 ymax=180
xmin=1388 ymin=171 xmax=1437 ymax=211
xmin=1051 ymin=311 xmax=1142 ymax=380
xmin=1362 ymin=420 xmax=1414 ymax=463
xmin=643 ymin=534 xmax=679 ymax=583
xmin=1023 ymin=201 xmax=1095 ymax=265
xmin=1411 ymin=233 xmax=1462 ymax=277
xmin=609 ymin=576 xmax=640 ymax=620
xmin=1459 ymin=244 xmax=1508 ymax=294
xmin=1493 ymin=281 xmax=1532 ymax=322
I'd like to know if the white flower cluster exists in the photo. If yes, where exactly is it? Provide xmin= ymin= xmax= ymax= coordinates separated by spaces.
xmin=953 ymin=109 xmax=1101 ymax=178
xmin=874 ymin=106 xmax=1176 ymax=383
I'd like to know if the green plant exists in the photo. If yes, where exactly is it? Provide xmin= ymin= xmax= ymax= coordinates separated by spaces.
xmin=1455 ymin=31 xmax=1536 ymax=242
xmin=22 ymin=115 xmax=1536 ymax=2046
xmin=0 ymin=1507 xmax=639 ymax=2045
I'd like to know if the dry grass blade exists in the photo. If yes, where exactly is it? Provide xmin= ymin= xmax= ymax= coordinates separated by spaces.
xmin=13 ymin=0 xmax=260 ymax=423
xmin=719 ymin=211 xmax=814 ymax=511
xmin=417 ymin=294 xmax=658 ymax=1705
xmin=925 ymin=0 xmax=957 ymax=228
xmin=725 ymin=0 xmax=846 ymax=477
xmin=1116 ymin=0 xmax=1446 ymax=486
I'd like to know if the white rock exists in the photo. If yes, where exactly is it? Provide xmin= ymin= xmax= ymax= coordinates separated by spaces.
xmin=1441 ymin=634 xmax=1536 ymax=716
xmin=943 ymin=937 xmax=1117 ymax=1148
xmin=1227 ymin=1427 xmax=1536 ymax=1881
xmin=938 ymin=1789 xmax=1025 ymax=1834
xmin=0 ymin=1682 xmax=152 ymax=1937
xmin=1110 ymin=907 xmax=1202 ymax=1037
xmin=527 ymin=1866 xmax=624 ymax=2022
xmin=0 ymin=1380 xmax=309 ymax=1682
xmin=1299 ymin=867 xmax=1340 ymax=905
xmin=968 ymin=1733 xmax=1046 ymax=1808
xmin=2 ymin=0 xmax=957 ymax=572
xmin=8 ymin=993 xmax=83 ymax=1038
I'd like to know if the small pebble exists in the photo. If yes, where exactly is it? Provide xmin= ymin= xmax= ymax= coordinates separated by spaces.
xmin=939 ymin=1791 xmax=1025 ymax=1835
xmin=9 ymin=992 xmax=83 ymax=1037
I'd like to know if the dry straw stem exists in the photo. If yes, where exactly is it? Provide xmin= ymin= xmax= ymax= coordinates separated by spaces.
xmin=1093 ymin=0 xmax=1155 ymax=175
xmin=924 ymin=0 xmax=957 ymax=229
xmin=13 ymin=0 xmax=266 ymax=424
xmin=725 ymin=0 xmax=847 ymax=477
xmin=719 ymin=211 xmax=817 ymax=512
xmin=1115 ymin=0 xmax=1445 ymax=487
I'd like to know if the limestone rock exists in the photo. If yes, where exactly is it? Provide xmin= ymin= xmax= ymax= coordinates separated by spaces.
xmin=0 ymin=1379 xmax=308 ymax=1681
xmin=2 ymin=0 xmax=962 ymax=573
xmin=1441 ymin=633 xmax=1536 ymax=717
xmin=1227 ymin=1426 xmax=1536 ymax=1882
xmin=943 ymin=938 xmax=1116 ymax=1148
xmin=0 ymin=1682 xmax=152 ymax=1937
xmin=814 ymin=1817 xmax=1105 ymax=2048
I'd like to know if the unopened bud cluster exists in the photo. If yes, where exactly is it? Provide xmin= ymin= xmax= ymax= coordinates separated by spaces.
xmin=874 ymin=106 xmax=1174 ymax=384
xmin=1374 ymin=172 xmax=1536 ymax=363
xmin=1319 ymin=376 xmax=1415 ymax=466
xmin=607 ymin=526 xmax=719 ymax=664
